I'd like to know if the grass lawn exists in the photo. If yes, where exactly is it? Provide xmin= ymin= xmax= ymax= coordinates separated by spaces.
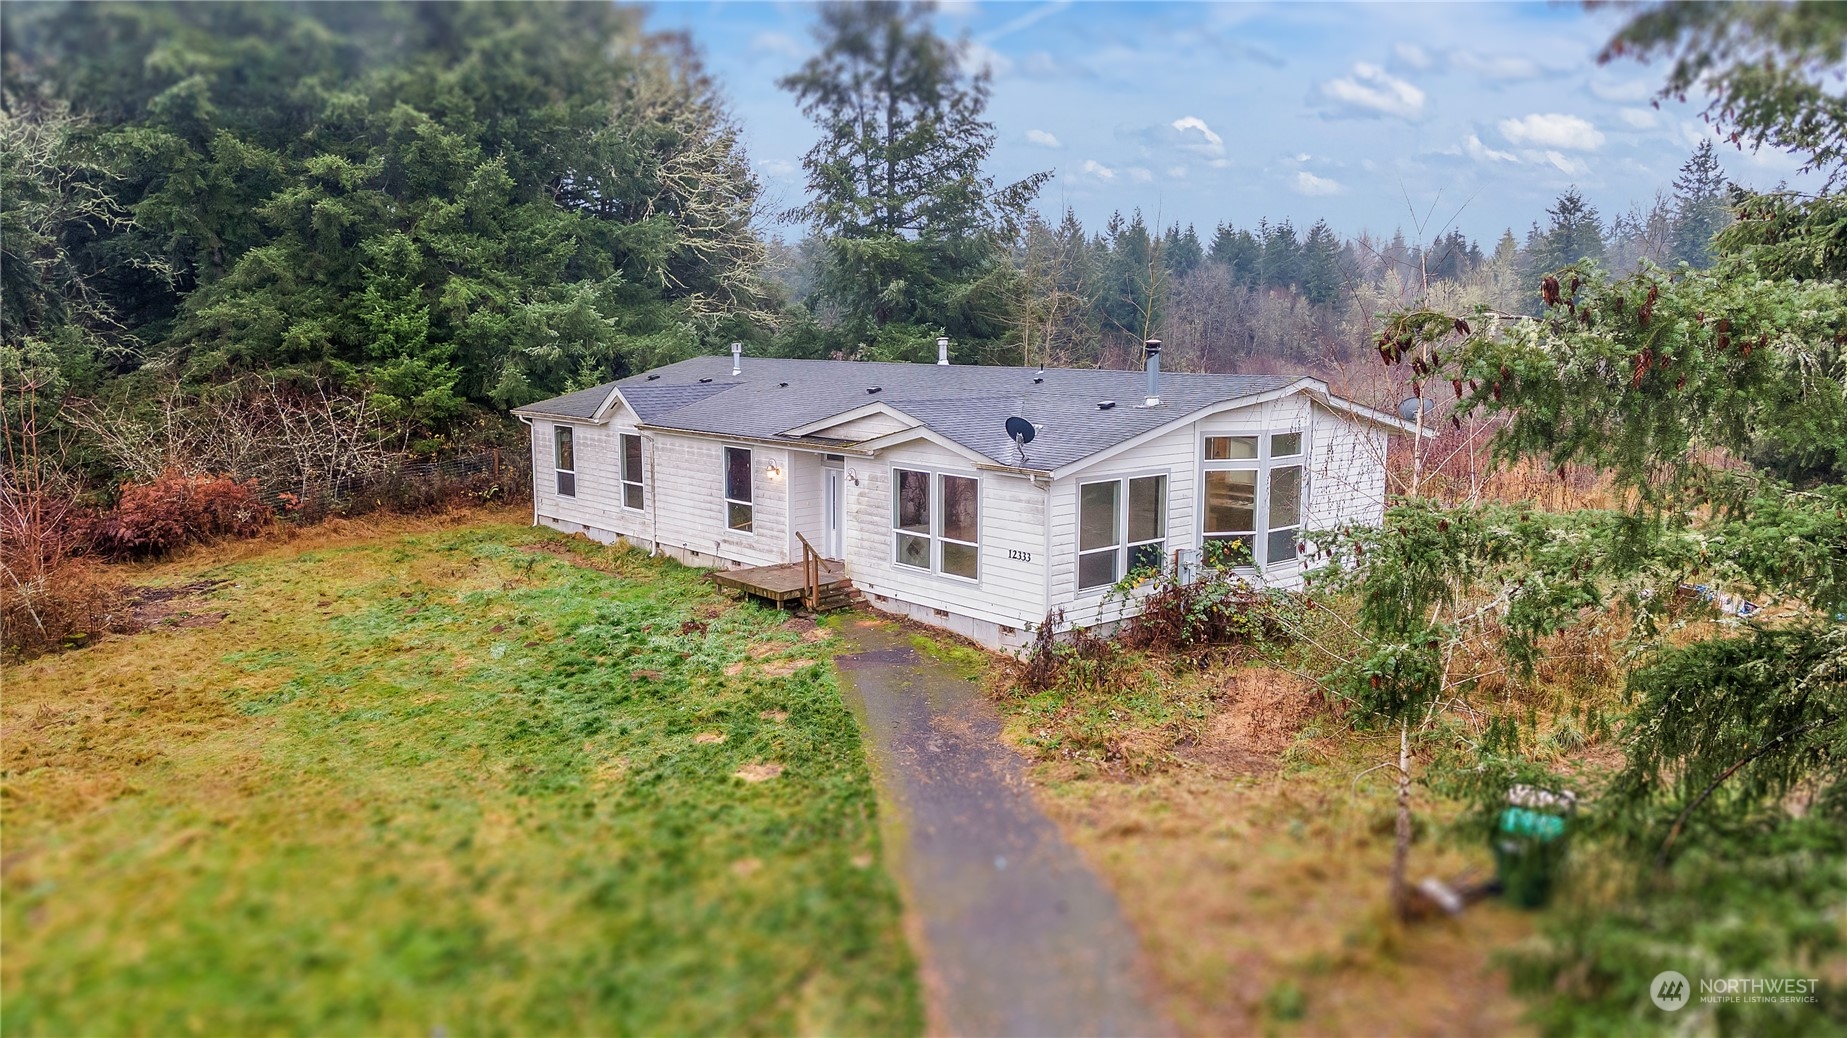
xmin=2 ymin=513 xmax=921 ymax=1036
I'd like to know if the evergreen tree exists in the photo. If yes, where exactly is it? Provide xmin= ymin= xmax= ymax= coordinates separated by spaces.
xmin=1098 ymin=210 xmax=1160 ymax=339
xmin=7 ymin=1 xmax=770 ymax=414
xmin=1258 ymin=219 xmax=1301 ymax=290
xmin=1527 ymin=187 xmax=1608 ymax=274
xmin=1208 ymin=223 xmax=1261 ymax=288
xmin=1669 ymin=140 xmax=1731 ymax=268
xmin=1162 ymin=223 xmax=1204 ymax=280
xmin=778 ymin=0 xmax=1048 ymax=356
xmin=1299 ymin=220 xmax=1344 ymax=306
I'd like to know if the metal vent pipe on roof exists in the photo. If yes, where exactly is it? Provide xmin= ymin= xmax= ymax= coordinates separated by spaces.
xmin=1143 ymin=338 xmax=1162 ymax=406
xmin=730 ymin=341 xmax=742 ymax=376
xmin=937 ymin=336 xmax=950 ymax=366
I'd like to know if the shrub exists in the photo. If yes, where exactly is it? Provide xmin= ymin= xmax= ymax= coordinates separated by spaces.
xmin=1112 ymin=548 xmax=1294 ymax=662
xmin=0 ymin=486 xmax=128 ymax=657
xmin=83 ymin=470 xmax=272 ymax=560
xmin=1009 ymin=608 xmax=1120 ymax=695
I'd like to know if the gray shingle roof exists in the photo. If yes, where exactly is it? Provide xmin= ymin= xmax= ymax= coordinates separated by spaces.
xmin=515 ymin=356 xmax=1305 ymax=472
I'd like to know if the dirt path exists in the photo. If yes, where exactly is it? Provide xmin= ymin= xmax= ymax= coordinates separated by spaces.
xmin=835 ymin=623 xmax=1172 ymax=1037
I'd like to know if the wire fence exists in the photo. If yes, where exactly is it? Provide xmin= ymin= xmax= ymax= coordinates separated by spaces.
xmin=257 ymin=447 xmax=532 ymax=520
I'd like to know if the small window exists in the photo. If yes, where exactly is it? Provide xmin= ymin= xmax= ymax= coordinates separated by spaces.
xmin=1205 ymin=435 xmax=1259 ymax=461
xmin=554 ymin=426 xmax=576 ymax=497
xmin=621 ymin=434 xmax=644 ymax=510
xmin=724 ymin=447 xmax=752 ymax=532
xmin=940 ymin=474 xmax=979 ymax=579
xmin=1271 ymin=432 xmax=1302 ymax=457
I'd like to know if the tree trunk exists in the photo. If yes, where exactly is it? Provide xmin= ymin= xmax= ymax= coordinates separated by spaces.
xmin=1390 ymin=721 xmax=1412 ymax=921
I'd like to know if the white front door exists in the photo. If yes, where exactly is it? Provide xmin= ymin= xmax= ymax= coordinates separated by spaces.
xmin=822 ymin=465 xmax=845 ymax=559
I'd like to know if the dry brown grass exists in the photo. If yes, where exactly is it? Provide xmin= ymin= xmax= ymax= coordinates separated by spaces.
xmin=1004 ymin=664 xmax=1539 ymax=1037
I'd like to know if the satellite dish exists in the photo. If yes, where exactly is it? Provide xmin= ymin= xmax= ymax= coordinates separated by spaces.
xmin=1005 ymin=416 xmax=1037 ymax=445
xmin=1397 ymin=397 xmax=1438 ymax=421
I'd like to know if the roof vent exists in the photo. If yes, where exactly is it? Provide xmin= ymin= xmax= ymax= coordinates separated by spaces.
xmin=1032 ymin=376 xmax=1044 ymax=384
xmin=937 ymin=336 xmax=950 ymax=366
xmin=646 ymin=374 xmax=660 ymax=381
xmin=698 ymin=377 xmax=713 ymax=383
xmin=730 ymin=341 xmax=742 ymax=376
xmin=867 ymin=386 xmax=882 ymax=394
xmin=1098 ymin=400 xmax=1117 ymax=411
xmin=778 ymin=382 xmax=789 ymax=388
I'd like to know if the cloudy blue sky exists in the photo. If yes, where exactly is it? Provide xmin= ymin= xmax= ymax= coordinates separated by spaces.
xmin=646 ymin=1 xmax=1814 ymax=246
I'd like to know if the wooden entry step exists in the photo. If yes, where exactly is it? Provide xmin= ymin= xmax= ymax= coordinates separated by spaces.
xmin=711 ymin=559 xmax=852 ymax=611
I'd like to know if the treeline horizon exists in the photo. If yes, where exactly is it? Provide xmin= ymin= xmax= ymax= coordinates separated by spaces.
xmin=0 ymin=0 xmax=1734 ymax=489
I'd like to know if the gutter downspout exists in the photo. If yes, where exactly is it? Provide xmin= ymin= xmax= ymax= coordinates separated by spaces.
xmin=516 ymin=414 xmax=538 ymax=529
xmin=648 ymin=433 xmax=660 ymax=556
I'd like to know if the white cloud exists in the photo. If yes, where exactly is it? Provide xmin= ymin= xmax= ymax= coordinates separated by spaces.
xmin=981 ymin=1 xmax=1071 ymax=44
xmin=1453 ymin=51 xmax=1542 ymax=82
xmin=1590 ymin=77 xmax=1654 ymax=103
xmin=1128 ymin=166 xmax=1153 ymax=183
xmin=1618 ymin=107 xmax=1658 ymax=129
xmin=1080 ymin=159 xmax=1116 ymax=182
xmin=963 ymin=41 xmax=1013 ymax=78
xmin=1025 ymin=129 xmax=1062 ymax=149
xmin=749 ymin=32 xmax=805 ymax=59
xmin=1540 ymin=150 xmax=1590 ymax=176
xmin=1464 ymin=134 xmax=1519 ymax=163
xmin=1170 ymin=116 xmax=1225 ymax=156
xmin=757 ymin=158 xmax=797 ymax=178
xmin=1166 ymin=165 xmax=1188 ymax=179
xmin=1291 ymin=171 xmax=1345 ymax=196
xmin=1393 ymin=42 xmax=1431 ymax=69
xmin=1499 ymin=113 xmax=1606 ymax=151
xmin=1318 ymin=62 xmax=1425 ymax=119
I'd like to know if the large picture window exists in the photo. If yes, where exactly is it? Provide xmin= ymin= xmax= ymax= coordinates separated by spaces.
xmin=1202 ymin=431 xmax=1306 ymax=568
xmin=621 ymin=433 xmax=644 ymax=510
xmin=724 ymin=447 xmax=752 ymax=532
xmin=554 ymin=426 xmax=575 ymax=497
xmin=892 ymin=468 xmax=980 ymax=580
xmin=1077 ymin=474 xmax=1168 ymax=591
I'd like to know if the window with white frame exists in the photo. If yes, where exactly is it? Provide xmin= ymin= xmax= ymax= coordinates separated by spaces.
xmin=1076 ymin=474 xmax=1168 ymax=592
xmin=620 ymin=434 xmax=644 ymax=510
xmin=892 ymin=468 xmax=980 ymax=579
xmin=724 ymin=446 xmax=752 ymax=532
xmin=554 ymin=426 xmax=576 ymax=497
xmin=1202 ymin=431 xmax=1305 ymax=567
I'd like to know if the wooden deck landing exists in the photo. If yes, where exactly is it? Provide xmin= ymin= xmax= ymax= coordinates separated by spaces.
xmin=712 ymin=559 xmax=849 ymax=609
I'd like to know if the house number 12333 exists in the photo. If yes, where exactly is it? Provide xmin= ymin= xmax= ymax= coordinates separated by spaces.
xmin=1007 ymin=549 xmax=1033 ymax=562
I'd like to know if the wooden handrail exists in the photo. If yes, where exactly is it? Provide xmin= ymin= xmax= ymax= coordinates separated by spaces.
xmin=794 ymin=532 xmax=820 ymax=610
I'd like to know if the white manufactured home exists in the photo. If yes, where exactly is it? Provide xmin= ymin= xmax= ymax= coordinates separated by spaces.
xmin=513 ymin=347 xmax=1413 ymax=650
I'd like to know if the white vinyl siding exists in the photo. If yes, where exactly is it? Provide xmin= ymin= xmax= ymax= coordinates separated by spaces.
xmin=848 ymin=440 xmax=1045 ymax=628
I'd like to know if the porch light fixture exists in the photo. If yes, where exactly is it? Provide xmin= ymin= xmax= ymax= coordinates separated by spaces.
xmin=765 ymin=462 xmax=783 ymax=481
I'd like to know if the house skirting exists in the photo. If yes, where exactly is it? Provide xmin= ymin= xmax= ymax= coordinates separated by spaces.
xmin=537 ymin=513 xmax=1030 ymax=652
